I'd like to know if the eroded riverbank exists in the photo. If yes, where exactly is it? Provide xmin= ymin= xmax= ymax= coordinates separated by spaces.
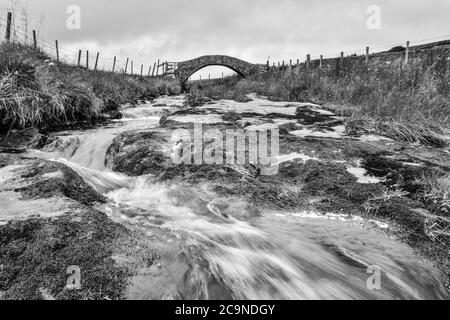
xmin=1 ymin=94 xmax=449 ymax=299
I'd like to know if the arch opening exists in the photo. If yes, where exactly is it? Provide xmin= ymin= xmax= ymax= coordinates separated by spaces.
xmin=186 ymin=65 xmax=240 ymax=82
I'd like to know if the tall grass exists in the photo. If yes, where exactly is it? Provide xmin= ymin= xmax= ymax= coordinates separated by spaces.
xmin=190 ymin=48 xmax=450 ymax=146
xmin=0 ymin=42 xmax=180 ymax=132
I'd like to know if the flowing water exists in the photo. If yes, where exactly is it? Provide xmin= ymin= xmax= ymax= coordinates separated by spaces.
xmin=31 ymin=95 xmax=448 ymax=300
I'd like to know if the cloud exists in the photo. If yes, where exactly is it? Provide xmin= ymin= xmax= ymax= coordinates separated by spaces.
xmin=3 ymin=0 xmax=449 ymax=77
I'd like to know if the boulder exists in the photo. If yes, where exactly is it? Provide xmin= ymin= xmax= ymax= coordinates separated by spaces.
xmin=105 ymin=130 xmax=171 ymax=176
xmin=0 ymin=128 xmax=45 ymax=153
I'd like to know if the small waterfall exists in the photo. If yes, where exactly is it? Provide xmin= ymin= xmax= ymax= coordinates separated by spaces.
xmin=104 ymin=178 xmax=447 ymax=300
xmin=30 ymin=95 xmax=448 ymax=300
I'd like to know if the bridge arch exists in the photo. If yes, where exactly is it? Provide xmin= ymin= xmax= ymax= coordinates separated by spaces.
xmin=174 ymin=55 xmax=262 ymax=85
xmin=186 ymin=64 xmax=244 ymax=81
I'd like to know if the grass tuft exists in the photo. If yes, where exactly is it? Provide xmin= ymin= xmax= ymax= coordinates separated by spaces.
xmin=190 ymin=48 xmax=450 ymax=147
xmin=0 ymin=42 xmax=180 ymax=132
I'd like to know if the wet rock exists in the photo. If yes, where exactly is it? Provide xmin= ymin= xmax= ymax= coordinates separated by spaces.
xmin=99 ymin=100 xmax=122 ymax=120
xmin=0 ymin=154 xmax=106 ymax=207
xmin=283 ymin=161 xmax=383 ymax=212
xmin=0 ymin=155 xmax=121 ymax=299
xmin=222 ymin=111 xmax=242 ymax=124
xmin=106 ymin=130 xmax=171 ymax=176
xmin=295 ymin=107 xmax=334 ymax=125
xmin=0 ymin=153 xmax=159 ymax=300
xmin=104 ymin=99 xmax=120 ymax=111
xmin=184 ymin=92 xmax=212 ymax=107
xmin=0 ymin=128 xmax=44 ymax=153
xmin=361 ymin=154 xmax=434 ymax=195
xmin=170 ymin=108 xmax=208 ymax=117
xmin=107 ymin=132 xmax=245 ymax=182
xmin=103 ymin=109 xmax=123 ymax=120
xmin=105 ymin=129 xmax=260 ymax=185
xmin=0 ymin=209 xmax=132 ymax=300
xmin=18 ymin=163 xmax=106 ymax=206
xmin=44 ymin=120 xmax=106 ymax=132
xmin=279 ymin=122 xmax=299 ymax=135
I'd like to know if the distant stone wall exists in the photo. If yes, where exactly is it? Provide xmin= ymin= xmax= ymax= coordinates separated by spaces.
xmin=175 ymin=55 xmax=262 ymax=84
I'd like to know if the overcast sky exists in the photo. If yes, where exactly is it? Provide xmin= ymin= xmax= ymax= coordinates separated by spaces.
xmin=2 ymin=0 xmax=450 ymax=78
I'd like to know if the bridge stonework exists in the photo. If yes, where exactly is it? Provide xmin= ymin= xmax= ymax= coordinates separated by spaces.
xmin=174 ymin=55 xmax=263 ymax=85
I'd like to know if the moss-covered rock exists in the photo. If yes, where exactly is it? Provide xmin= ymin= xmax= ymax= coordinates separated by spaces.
xmin=0 ymin=153 xmax=158 ymax=300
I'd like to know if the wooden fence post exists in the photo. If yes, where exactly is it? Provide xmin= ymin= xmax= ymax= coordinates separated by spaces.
xmin=112 ymin=56 xmax=116 ymax=72
xmin=148 ymin=65 xmax=151 ymax=77
xmin=152 ymin=62 xmax=156 ymax=76
xmin=365 ymin=46 xmax=370 ymax=64
xmin=306 ymin=54 xmax=311 ymax=69
xmin=131 ymin=61 xmax=134 ymax=75
xmin=5 ymin=12 xmax=12 ymax=41
xmin=335 ymin=57 xmax=340 ymax=78
xmin=320 ymin=55 xmax=323 ymax=68
xmin=405 ymin=41 xmax=410 ymax=64
xmin=124 ymin=58 xmax=129 ymax=74
xmin=289 ymin=59 xmax=292 ymax=68
xmin=94 ymin=52 xmax=99 ymax=71
xmin=55 ymin=40 xmax=60 ymax=64
xmin=340 ymin=52 xmax=344 ymax=69
xmin=86 ymin=50 xmax=89 ymax=69
xmin=77 ymin=50 xmax=82 ymax=67
xmin=297 ymin=59 xmax=299 ymax=67
xmin=32 ymin=30 xmax=37 ymax=48
xmin=156 ymin=59 xmax=160 ymax=76
xmin=141 ymin=64 xmax=143 ymax=76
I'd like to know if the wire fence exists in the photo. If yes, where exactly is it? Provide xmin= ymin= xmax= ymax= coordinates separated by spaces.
xmin=268 ymin=33 xmax=450 ymax=71
xmin=1 ymin=10 xmax=449 ymax=76
xmin=0 ymin=11 xmax=168 ymax=77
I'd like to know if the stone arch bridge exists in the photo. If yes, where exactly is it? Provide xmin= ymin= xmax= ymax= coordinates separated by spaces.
xmin=165 ymin=55 xmax=264 ymax=86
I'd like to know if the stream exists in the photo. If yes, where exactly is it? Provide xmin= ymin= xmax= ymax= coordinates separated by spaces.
xmin=30 ymin=94 xmax=448 ymax=300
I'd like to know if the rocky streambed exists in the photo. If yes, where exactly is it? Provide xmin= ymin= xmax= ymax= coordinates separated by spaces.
xmin=0 ymin=94 xmax=449 ymax=299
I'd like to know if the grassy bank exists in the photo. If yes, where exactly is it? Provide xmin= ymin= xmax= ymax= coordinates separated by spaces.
xmin=0 ymin=42 xmax=180 ymax=132
xmin=189 ymin=47 xmax=450 ymax=147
